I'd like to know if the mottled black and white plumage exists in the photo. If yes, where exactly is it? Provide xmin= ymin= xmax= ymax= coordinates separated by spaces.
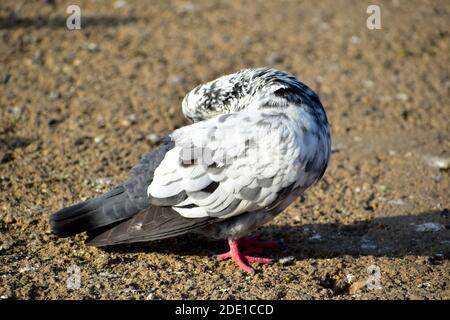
xmin=50 ymin=68 xmax=331 ymax=262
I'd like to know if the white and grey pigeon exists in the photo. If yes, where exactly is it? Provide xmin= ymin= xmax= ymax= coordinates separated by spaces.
xmin=50 ymin=68 xmax=331 ymax=273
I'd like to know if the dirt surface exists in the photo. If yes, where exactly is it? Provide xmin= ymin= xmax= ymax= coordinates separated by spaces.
xmin=0 ymin=0 xmax=449 ymax=300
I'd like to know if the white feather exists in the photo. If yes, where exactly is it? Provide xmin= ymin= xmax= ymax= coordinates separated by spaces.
xmin=148 ymin=68 xmax=331 ymax=222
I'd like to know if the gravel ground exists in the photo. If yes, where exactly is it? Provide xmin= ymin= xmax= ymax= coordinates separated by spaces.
xmin=0 ymin=0 xmax=449 ymax=300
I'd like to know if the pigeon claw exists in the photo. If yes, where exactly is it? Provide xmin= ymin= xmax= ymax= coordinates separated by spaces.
xmin=217 ymin=238 xmax=273 ymax=273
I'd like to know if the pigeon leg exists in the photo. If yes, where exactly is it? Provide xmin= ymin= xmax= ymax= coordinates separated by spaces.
xmin=216 ymin=238 xmax=273 ymax=273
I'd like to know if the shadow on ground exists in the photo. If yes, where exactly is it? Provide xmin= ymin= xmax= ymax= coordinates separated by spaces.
xmin=100 ymin=209 xmax=449 ymax=260
xmin=0 ymin=15 xmax=138 ymax=30
xmin=0 ymin=136 xmax=36 ymax=150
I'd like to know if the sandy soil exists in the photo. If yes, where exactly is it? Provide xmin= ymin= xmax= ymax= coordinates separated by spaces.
xmin=0 ymin=0 xmax=449 ymax=300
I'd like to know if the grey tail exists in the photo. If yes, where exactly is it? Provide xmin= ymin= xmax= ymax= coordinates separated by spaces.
xmin=50 ymin=137 xmax=175 ymax=239
xmin=85 ymin=206 xmax=215 ymax=247
xmin=49 ymin=185 xmax=144 ymax=238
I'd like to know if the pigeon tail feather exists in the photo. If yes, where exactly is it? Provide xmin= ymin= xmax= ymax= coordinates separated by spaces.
xmin=49 ymin=185 xmax=139 ymax=237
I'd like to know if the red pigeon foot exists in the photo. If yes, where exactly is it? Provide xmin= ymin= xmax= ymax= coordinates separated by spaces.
xmin=216 ymin=238 xmax=274 ymax=273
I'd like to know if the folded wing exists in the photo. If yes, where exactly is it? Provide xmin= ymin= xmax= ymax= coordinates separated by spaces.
xmin=148 ymin=111 xmax=308 ymax=220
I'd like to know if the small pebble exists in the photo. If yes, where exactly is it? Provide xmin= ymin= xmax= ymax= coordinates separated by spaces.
xmin=417 ymin=282 xmax=431 ymax=288
xmin=309 ymin=233 xmax=322 ymax=241
xmin=99 ymin=272 xmax=116 ymax=278
xmin=278 ymin=256 xmax=295 ymax=265
xmin=0 ymin=240 xmax=13 ymax=251
xmin=349 ymin=279 xmax=367 ymax=294
xmin=19 ymin=266 xmax=35 ymax=273
xmin=396 ymin=93 xmax=408 ymax=101
xmin=350 ymin=36 xmax=360 ymax=44
xmin=177 ymin=3 xmax=196 ymax=14
xmin=114 ymin=0 xmax=127 ymax=8
xmin=146 ymin=134 xmax=160 ymax=143
xmin=86 ymin=43 xmax=99 ymax=52
xmin=415 ymin=223 xmax=445 ymax=232
xmin=73 ymin=59 xmax=82 ymax=67
xmin=95 ymin=177 xmax=113 ymax=186
xmin=331 ymin=143 xmax=345 ymax=153
xmin=345 ymin=274 xmax=354 ymax=284
xmin=123 ymin=287 xmax=137 ymax=293
xmin=361 ymin=79 xmax=374 ymax=88
xmin=387 ymin=199 xmax=405 ymax=206
xmin=425 ymin=156 xmax=450 ymax=171
xmin=3 ymin=214 xmax=16 ymax=224
xmin=7 ymin=106 xmax=22 ymax=116
xmin=48 ymin=91 xmax=60 ymax=100
xmin=120 ymin=119 xmax=131 ymax=127
xmin=408 ymin=294 xmax=424 ymax=300
xmin=145 ymin=292 xmax=160 ymax=300
xmin=128 ymin=114 xmax=137 ymax=124
xmin=360 ymin=239 xmax=377 ymax=250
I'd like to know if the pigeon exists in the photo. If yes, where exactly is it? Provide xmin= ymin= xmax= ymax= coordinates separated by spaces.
xmin=50 ymin=68 xmax=331 ymax=273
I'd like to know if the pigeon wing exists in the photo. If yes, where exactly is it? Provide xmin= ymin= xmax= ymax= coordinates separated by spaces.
xmin=148 ymin=110 xmax=310 ymax=220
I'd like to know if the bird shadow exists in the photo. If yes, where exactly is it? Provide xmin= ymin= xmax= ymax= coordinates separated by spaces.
xmin=101 ymin=209 xmax=450 ymax=261
xmin=0 ymin=14 xmax=138 ymax=30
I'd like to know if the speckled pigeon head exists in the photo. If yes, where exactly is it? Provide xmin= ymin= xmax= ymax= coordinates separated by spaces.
xmin=181 ymin=68 xmax=323 ymax=123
